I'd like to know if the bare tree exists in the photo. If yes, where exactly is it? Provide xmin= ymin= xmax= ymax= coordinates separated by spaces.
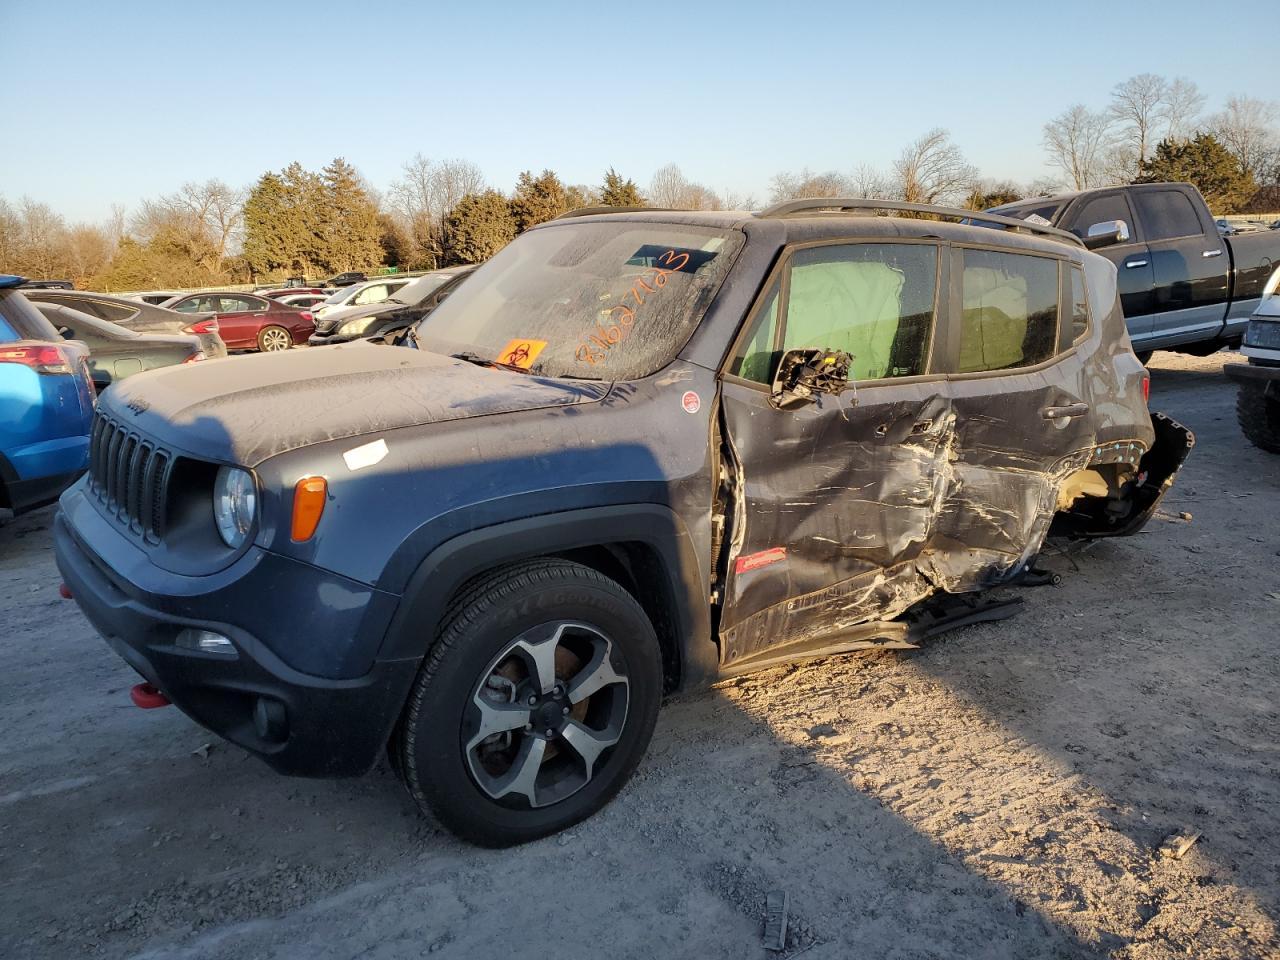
xmin=647 ymin=164 xmax=726 ymax=209
xmin=1209 ymin=95 xmax=1280 ymax=180
xmin=431 ymin=159 xmax=487 ymax=222
xmin=893 ymin=129 xmax=978 ymax=204
xmin=718 ymin=189 xmax=757 ymax=210
xmin=1162 ymin=77 xmax=1206 ymax=141
xmin=1110 ymin=74 xmax=1167 ymax=163
xmin=1043 ymin=106 xmax=1114 ymax=190
xmin=768 ymin=168 xmax=850 ymax=203
xmin=848 ymin=164 xmax=893 ymax=199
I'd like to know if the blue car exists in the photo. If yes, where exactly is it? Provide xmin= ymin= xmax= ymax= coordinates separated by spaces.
xmin=0 ymin=276 xmax=96 ymax=515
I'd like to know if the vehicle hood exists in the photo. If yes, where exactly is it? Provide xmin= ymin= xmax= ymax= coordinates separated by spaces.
xmin=99 ymin=341 xmax=610 ymax=466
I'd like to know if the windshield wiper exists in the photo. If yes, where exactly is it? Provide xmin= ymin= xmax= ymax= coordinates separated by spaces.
xmin=450 ymin=351 xmax=532 ymax=374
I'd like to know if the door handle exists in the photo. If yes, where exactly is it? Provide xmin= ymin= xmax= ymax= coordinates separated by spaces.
xmin=1124 ymin=259 xmax=1149 ymax=268
xmin=1042 ymin=402 xmax=1089 ymax=420
xmin=1202 ymin=249 xmax=1222 ymax=258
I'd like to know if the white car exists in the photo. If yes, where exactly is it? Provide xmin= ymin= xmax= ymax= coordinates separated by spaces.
xmin=311 ymin=278 xmax=411 ymax=320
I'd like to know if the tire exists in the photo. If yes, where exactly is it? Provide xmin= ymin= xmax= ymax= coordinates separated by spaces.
xmin=257 ymin=326 xmax=292 ymax=352
xmin=1236 ymin=381 xmax=1280 ymax=454
xmin=393 ymin=559 xmax=662 ymax=847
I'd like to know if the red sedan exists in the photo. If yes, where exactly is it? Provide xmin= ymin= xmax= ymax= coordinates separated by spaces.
xmin=161 ymin=292 xmax=315 ymax=352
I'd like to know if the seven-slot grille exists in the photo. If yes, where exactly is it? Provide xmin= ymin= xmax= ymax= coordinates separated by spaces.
xmin=88 ymin=412 xmax=172 ymax=542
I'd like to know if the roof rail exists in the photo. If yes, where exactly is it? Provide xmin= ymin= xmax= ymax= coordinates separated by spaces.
xmin=756 ymin=198 xmax=1084 ymax=247
xmin=552 ymin=205 xmax=683 ymax=220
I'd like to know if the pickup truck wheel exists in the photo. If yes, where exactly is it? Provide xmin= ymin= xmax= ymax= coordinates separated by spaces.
xmin=1236 ymin=382 xmax=1280 ymax=453
xmin=257 ymin=326 xmax=291 ymax=352
xmin=393 ymin=559 xmax=662 ymax=847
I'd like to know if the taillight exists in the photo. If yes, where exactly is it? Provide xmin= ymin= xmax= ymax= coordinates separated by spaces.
xmin=1142 ymin=373 xmax=1150 ymax=404
xmin=0 ymin=343 xmax=73 ymax=374
xmin=183 ymin=319 xmax=219 ymax=335
xmin=299 ymin=312 xmax=314 ymax=322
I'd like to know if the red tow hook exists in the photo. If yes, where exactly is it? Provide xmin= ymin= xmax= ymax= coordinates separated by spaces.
xmin=58 ymin=583 xmax=72 ymax=599
xmin=130 ymin=683 xmax=171 ymax=709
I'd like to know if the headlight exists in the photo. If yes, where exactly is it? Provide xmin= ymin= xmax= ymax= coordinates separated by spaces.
xmin=213 ymin=466 xmax=257 ymax=549
xmin=340 ymin=317 xmax=377 ymax=336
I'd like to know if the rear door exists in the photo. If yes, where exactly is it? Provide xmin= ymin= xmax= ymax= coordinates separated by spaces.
xmin=216 ymin=295 xmax=270 ymax=347
xmin=935 ymin=244 xmax=1098 ymax=587
xmin=1061 ymin=190 xmax=1154 ymax=341
xmin=1129 ymin=187 xmax=1229 ymax=346
xmin=717 ymin=239 xmax=952 ymax=667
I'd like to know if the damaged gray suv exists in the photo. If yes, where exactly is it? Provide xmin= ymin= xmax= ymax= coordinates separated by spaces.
xmin=55 ymin=199 xmax=1192 ymax=846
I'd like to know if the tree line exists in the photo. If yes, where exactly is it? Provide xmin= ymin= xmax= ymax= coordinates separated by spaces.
xmin=3 ymin=74 xmax=1277 ymax=290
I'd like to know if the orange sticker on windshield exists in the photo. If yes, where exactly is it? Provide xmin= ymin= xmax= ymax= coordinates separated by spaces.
xmin=498 ymin=339 xmax=547 ymax=369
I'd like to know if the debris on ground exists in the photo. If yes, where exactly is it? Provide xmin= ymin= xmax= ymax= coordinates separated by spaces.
xmin=763 ymin=889 xmax=789 ymax=951
xmin=1159 ymin=830 xmax=1202 ymax=860
xmin=191 ymin=743 xmax=213 ymax=761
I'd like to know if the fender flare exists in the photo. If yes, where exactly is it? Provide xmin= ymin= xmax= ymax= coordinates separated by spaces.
xmin=377 ymin=504 xmax=720 ymax=691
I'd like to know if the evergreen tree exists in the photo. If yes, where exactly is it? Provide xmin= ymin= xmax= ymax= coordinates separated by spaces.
xmin=242 ymin=172 xmax=292 ymax=276
xmin=510 ymin=169 xmax=568 ymax=233
xmin=1136 ymin=134 xmax=1258 ymax=213
xmin=599 ymin=168 xmax=643 ymax=207
xmin=442 ymin=190 xmax=516 ymax=264
xmin=318 ymin=158 xmax=382 ymax=272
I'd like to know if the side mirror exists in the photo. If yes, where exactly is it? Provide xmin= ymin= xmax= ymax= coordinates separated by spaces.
xmin=769 ymin=348 xmax=852 ymax=410
xmin=1084 ymin=219 xmax=1130 ymax=249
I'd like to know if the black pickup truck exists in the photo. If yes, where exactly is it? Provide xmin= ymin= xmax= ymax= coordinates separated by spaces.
xmin=990 ymin=183 xmax=1280 ymax=360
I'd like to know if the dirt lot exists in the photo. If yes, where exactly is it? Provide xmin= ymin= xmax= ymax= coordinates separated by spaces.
xmin=1 ymin=351 xmax=1276 ymax=960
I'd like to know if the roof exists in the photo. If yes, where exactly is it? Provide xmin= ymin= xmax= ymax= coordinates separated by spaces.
xmin=539 ymin=203 xmax=1083 ymax=257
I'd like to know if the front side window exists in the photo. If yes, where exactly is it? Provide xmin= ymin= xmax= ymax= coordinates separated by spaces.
xmin=1071 ymin=194 xmax=1134 ymax=240
xmin=780 ymin=244 xmax=936 ymax=382
xmin=1070 ymin=265 xmax=1090 ymax=343
xmin=729 ymin=279 xmax=780 ymax=383
xmin=729 ymin=243 xmax=937 ymax=385
xmin=416 ymin=221 xmax=742 ymax=380
xmin=1133 ymin=190 xmax=1203 ymax=241
xmin=958 ymin=250 xmax=1060 ymax=373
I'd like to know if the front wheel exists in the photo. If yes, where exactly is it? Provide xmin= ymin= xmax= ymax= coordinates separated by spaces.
xmin=257 ymin=325 xmax=292 ymax=352
xmin=1237 ymin=381 xmax=1280 ymax=453
xmin=392 ymin=560 xmax=662 ymax=846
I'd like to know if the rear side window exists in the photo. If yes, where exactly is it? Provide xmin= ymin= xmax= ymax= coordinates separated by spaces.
xmin=1070 ymin=194 xmax=1134 ymax=240
xmin=1070 ymin=265 xmax=1090 ymax=343
xmin=0 ymin=290 xmax=62 ymax=341
xmin=1133 ymin=190 xmax=1203 ymax=241
xmin=958 ymin=250 xmax=1060 ymax=373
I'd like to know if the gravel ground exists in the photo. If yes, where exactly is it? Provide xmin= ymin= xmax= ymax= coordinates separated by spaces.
xmin=1 ymin=350 xmax=1276 ymax=960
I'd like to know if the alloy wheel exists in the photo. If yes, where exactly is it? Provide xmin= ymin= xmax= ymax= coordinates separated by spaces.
xmin=462 ymin=620 xmax=629 ymax=809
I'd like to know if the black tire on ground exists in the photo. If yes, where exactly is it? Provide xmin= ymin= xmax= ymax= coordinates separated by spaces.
xmin=1236 ymin=381 xmax=1280 ymax=454
xmin=257 ymin=325 xmax=292 ymax=352
xmin=392 ymin=559 xmax=662 ymax=847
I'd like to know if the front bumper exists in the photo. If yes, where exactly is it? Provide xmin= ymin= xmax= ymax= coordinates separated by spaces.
xmin=1226 ymin=361 xmax=1280 ymax=396
xmin=53 ymin=504 xmax=420 ymax=778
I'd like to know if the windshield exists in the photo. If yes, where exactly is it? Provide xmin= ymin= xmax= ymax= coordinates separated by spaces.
xmin=391 ymin=273 xmax=451 ymax=305
xmin=321 ymin=286 xmax=355 ymax=306
xmin=415 ymin=221 xmax=741 ymax=380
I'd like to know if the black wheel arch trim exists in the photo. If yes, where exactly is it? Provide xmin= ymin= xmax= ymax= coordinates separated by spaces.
xmin=376 ymin=504 xmax=719 ymax=692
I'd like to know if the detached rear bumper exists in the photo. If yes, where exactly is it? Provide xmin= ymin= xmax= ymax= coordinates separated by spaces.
xmin=53 ymin=508 xmax=420 ymax=777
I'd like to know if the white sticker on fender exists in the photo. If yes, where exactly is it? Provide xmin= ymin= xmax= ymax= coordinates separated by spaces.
xmin=343 ymin=438 xmax=388 ymax=471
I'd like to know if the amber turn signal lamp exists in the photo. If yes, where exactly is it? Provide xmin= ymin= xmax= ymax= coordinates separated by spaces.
xmin=291 ymin=476 xmax=327 ymax=542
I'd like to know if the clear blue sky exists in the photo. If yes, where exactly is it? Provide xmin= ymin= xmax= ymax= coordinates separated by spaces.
xmin=1 ymin=0 xmax=1274 ymax=222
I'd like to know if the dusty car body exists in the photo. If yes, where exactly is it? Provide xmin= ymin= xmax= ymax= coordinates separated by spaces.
xmin=1226 ymin=271 xmax=1280 ymax=451
xmin=55 ymin=200 xmax=1191 ymax=845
